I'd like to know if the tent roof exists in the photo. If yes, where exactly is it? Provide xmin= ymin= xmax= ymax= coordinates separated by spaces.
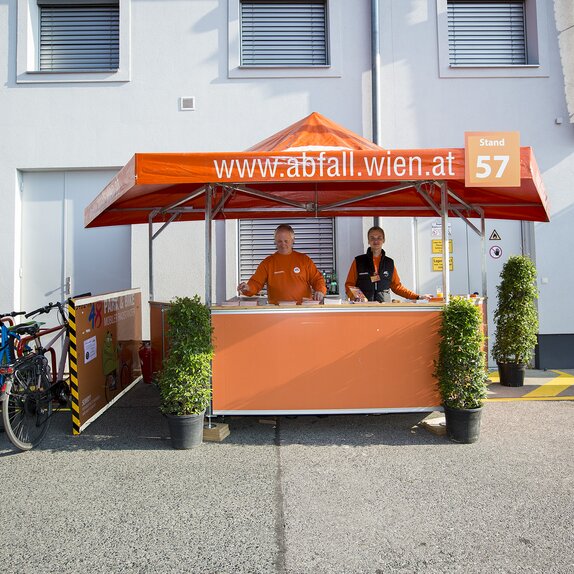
xmin=246 ymin=111 xmax=384 ymax=152
xmin=85 ymin=112 xmax=550 ymax=228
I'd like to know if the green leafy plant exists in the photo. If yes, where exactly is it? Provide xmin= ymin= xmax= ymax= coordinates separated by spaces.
xmin=157 ymin=295 xmax=214 ymax=416
xmin=492 ymin=255 xmax=539 ymax=365
xmin=433 ymin=297 xmax=488 ymax=410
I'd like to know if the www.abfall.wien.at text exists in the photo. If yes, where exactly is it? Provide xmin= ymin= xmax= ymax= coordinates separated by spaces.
xmin=212 ymin=150 xmax=457 ymax=180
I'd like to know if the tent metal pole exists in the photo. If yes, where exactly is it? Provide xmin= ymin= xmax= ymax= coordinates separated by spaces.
xmin=148 ymin=212 xmax=154 ymax=302
xmin=205 ymin=185 xmax=213 ymax=307
xmin=205 ymin=185 xmax=215 ymax=428
xmin=441 ymin=182 xmax=450 ymax=303
xmin=481 ymin=214 xmax=487 ymax=298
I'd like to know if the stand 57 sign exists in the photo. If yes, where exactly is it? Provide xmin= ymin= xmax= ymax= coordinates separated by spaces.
xmin=464 ymin=132 xmax=520 ymax=188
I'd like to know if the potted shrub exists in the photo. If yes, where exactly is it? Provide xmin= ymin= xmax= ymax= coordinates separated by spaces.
xmin=157 ymin=295 xmax=214 ymax=449
xmin=433 ymin=297 xmax=488 ymax=443
xmin=492 ymin=255 xmax=539 ymax=387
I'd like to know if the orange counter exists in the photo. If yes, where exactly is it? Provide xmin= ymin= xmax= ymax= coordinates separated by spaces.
xmin=211 ymin=303 xmax=443 ymax=415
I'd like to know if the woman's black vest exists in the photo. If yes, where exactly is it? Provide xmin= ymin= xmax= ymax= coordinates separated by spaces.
xmin=355 ymin=248 xmax=394 ymax=301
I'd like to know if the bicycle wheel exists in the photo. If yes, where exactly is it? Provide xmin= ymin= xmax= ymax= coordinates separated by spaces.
xmin=2 ymin=357 xmax=52 ymax=451
xmin=120 ymin=362 xmax=132 ymax=390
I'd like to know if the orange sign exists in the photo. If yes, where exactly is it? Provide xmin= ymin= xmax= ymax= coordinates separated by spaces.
xmin=465 ymin=132 xmax=520 ymax=187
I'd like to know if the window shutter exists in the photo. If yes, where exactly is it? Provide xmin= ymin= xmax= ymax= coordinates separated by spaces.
xmin=240 ymin=1 xmax=328 ymax=66
xmin=40 ymin=3 xmax=120 ymax=71
xmin=448 ymin=1 xmax=526 ymax=66
xmin=239 ymin=218 xmax=336 ymax=286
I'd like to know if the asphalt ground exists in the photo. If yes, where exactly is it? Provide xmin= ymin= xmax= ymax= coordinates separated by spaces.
xmin=1 ymin=374 xmax=574 ymax=574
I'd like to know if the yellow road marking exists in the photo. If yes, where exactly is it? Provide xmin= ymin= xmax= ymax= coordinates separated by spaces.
xmin=550 ymin=370 xmax=574 ymax=378
xmin=486 ymin=396 xmax=574 ymax=402
xmin=523 ymin=371 xmax=574 ymax=398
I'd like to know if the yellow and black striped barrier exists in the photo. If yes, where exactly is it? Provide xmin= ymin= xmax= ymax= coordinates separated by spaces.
xmin=68 ymin=298 xmax=81 ymax=435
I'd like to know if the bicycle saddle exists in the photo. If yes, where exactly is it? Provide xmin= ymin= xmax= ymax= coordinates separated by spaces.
xmin=9 ymin=321 xmax=43 ymax=336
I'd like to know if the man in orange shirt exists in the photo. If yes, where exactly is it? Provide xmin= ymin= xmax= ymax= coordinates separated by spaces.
xmin=345 ymin=226 xmax=429 ymax=302
xmin=237 ymin=224 xmax=327 ymax=304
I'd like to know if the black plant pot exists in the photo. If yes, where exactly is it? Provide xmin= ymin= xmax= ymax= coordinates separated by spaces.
xmin=443 ymin=405 xmax=482 ymax=444
xmin=497 ymin=362 xmax=526 ymax=387
xmin=166 ymin=411 xmax=205 ymax=449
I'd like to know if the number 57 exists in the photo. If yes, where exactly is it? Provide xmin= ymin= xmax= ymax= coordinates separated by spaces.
xmin=476 ymin=155 xmax=509 ymax=179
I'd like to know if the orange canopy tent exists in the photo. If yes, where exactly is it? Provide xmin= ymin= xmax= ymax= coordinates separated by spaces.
xmin=85 ymin=112 xmax=550 ymax=229
xmin=82 ymin=113 xmax=552 ymax=421
xmin=84 ymin=112 xmax=550 ymax=304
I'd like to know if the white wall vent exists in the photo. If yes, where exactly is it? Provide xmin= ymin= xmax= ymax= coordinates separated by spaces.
xmin=179 ymin=96 xmax=196 ymax=111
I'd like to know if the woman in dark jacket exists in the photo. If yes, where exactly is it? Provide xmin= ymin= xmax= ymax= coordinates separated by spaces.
xmin=345 ymin=226 xmax=426 ymax=302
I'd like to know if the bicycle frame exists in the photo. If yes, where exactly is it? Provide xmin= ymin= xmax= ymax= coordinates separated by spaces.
xmin=17 ymin=324 xmax=67 ymax=386
xmin=18 ymin=301 xmax=71 ymax=394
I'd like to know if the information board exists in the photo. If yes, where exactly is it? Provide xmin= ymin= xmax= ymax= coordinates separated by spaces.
xmin=71 ymin=289 xmax=142 ymax=434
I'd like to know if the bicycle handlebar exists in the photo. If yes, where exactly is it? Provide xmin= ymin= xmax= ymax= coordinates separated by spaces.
xmin=26 ymin=301 xmax=64 ymax=319
xmin=0 ymin=311 xmax=26 ymax=318
xmin=25 ymin=292 xmax=93 ymax=321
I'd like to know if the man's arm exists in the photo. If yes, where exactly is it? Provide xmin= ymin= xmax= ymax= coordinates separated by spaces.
xmin=238 ymin=258 xmax=269 ymax=296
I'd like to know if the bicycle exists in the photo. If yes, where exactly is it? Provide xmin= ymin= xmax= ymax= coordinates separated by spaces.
xmin=0 ymin=311 xmax=37 ymax=397
xmin=1 ymin=301 xmax=71 ymax=450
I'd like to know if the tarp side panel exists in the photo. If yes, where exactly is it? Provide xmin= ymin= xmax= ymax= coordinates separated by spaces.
xmin=522 ymin=147 xmax=551 ymax=221
xmin=84 ymin=155 xmax=137 ymax=228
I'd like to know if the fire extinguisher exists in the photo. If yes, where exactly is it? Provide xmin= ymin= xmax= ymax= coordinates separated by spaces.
xmin=139 ymin=341 xmax=153 ymax=384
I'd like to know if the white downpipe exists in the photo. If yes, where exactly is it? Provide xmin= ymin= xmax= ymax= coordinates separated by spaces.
xmin=371 ymin=0 xmax=381 ymax=146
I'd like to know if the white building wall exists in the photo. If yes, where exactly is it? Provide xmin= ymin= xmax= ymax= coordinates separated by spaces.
xmin=1 ymin=1 xmax=573 ymax=360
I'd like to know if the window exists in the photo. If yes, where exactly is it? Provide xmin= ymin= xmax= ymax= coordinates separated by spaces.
xmin=228 ymin=0 xmax=342 ymax=78
xmin=436 ymin=0 xmax=548 ymax=78
xmin=448 ymin=1 xmax=526 ymax=66
xmin=17 ymin=0 xmax=130 ymax=83
xmin=240 ymin=1 xmax=328 ymax=67
xmin=239 ymin=218 xmax=336 ymax=289
xmin=39 ymin=1 xmax=119 ymax=71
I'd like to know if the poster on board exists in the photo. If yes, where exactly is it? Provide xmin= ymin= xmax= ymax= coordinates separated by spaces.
xmin=72 ymin=289 xmax=142 ymax=434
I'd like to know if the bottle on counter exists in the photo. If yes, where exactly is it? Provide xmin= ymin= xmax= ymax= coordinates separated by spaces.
xmin=330 ymin=271 xmax=338 ymax=295
xmin=324 ymin=270 xmax=332 ymax=291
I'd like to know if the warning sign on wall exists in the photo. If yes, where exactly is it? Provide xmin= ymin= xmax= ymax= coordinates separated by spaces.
xmin=431 ymin=220 xmax=452 ymax=238
xmin=489 ymin=246 xmax=503 ymax=259
xmin=431 ymin=239 xmax=453 ymax=254
xmin=489 ymin=230 xmax=501 ymax=240
xmin=432 ymin=257 xmax=454 ymax=271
